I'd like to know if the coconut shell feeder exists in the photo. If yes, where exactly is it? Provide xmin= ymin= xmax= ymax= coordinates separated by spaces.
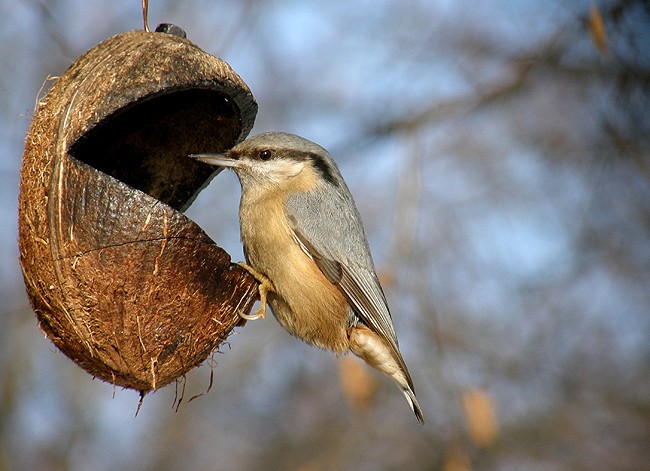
xmin=18 ymin=26 xmax=259 ymax=393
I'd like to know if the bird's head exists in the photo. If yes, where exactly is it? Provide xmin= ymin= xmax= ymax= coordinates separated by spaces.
xmin=191 ymin=132 xmax=341 ymax=193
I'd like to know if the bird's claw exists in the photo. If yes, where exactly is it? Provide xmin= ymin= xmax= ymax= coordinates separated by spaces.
xmin=236 ymin=262 xmax=274 ymax=321
xmin=239 ymin=307 xmax=266 ymax=321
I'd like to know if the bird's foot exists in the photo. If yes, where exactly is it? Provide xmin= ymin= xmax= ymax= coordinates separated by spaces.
xmin=236 ymin=262 xmax=274 ymax=320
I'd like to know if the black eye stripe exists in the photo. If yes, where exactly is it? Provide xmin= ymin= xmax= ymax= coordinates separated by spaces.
xmin=259 ymin=149 xmax=272 ymax=160
xmin=299 ymin=151 xmax=339 ymax=186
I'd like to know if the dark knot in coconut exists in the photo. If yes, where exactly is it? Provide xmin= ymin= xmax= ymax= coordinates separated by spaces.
xmin=18 ymin=30 xmax=259 ymax=393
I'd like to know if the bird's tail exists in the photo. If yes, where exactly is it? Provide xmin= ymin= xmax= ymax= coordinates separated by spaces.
xmin=402 ymin=386 xmax=424 ymax=425
xmin=350 ymin=324 xmax=424 ymax=424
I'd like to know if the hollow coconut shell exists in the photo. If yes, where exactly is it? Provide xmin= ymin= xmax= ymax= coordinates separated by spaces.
xmin=18 ymin=29 xmax=259 ymax=392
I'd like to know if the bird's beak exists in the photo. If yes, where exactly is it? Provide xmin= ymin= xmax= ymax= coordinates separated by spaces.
xmin=190 ymin=152 xmax=243 ymax=169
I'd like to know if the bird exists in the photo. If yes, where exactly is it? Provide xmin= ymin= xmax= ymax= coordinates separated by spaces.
xmin=192 ymin=132 xmax=424 ymax=424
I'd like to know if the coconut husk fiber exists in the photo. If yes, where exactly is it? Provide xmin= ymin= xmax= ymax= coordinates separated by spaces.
xmin=18 ymin=29 xmax=259 ymax=393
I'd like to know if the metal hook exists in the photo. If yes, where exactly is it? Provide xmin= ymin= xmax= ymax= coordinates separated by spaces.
xmin=142 ymin=0 xmax=150 ymax=32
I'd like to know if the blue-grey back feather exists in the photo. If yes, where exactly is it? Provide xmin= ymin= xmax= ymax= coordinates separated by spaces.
xmin=285 ymin=158 xmax=416 ymax=391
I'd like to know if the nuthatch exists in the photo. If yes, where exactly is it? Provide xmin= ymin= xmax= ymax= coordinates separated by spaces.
xmin=192 ymin=132 xmax=424 ymax=424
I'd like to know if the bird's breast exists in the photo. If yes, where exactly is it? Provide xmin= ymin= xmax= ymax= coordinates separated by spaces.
xmin=239 ymin=193 xmax=350 ymax=352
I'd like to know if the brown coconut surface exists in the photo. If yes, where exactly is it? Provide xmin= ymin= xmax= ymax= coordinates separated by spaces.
xmin=18 ymin=29 xmax=259 ymax=393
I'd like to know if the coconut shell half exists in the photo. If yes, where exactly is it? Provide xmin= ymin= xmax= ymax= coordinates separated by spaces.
xmin=18 ymin=29 xmax=259 ymax=392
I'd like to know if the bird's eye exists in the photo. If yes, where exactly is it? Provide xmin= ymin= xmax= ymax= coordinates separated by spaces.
xmin=259 ymin=149 xmax=272 ymax=161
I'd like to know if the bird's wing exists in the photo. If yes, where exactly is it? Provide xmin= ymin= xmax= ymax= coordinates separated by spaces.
xmin=285 ymin=189 xmax=402 ymax=356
